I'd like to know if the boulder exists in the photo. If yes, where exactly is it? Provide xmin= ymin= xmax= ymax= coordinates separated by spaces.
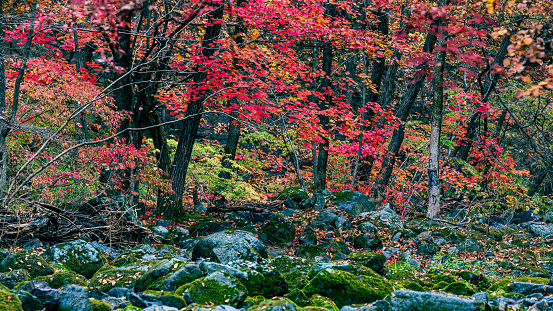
xmin=417 ymin=240 xmax=439 ymax=256
xmin=509 ymin=282 xmax=553 ymax=296
xmin=307 ymin=209 xmax=350 ymax=232
xmin=347 ymin=251 xmax=386 ymax=274
xmin=390 ymin=290 xmax=489 ymax=311
xmin=353 ymin=234 xmax=383 ymax=250
xmin=0 ymin=250 xmax=54 ymax=278
xmin=525 ymin=223 xmax=553 ymax=238
xmin=456 ymin=238 xmax=482 ymax=253
xmin=340 ymin=300 xmax=390 ymax=311
xmin=248 ymin=298 xmax=298 ymax=311
xmin=34 ymin=270 xmax=88 ymax=289
xmin=159 ymin=262 xmax=204 ymax=292
xmin=261 ymin=214 xmax=296 ymax=245
xmin=89 ymin=264 xmax=151 ymax=292
xmin=543 ymin=211 xmax=553 ymax=224
xmin=192 ymin=230 xmax=268 ymax=263
xmin=58 ymin=285 xmax=93 ymax=311
xmin=42 ymin=239 xmax=107 ymax=278
xmin=168 ymin=226 xmax=190 ymax=244
xmin=332 ymin=190 xmax=376 ymax=216
xmin=0 ymin=270 xmax=30 ymax=289
xmin=0 ymin=285 xmax=23 ymax=311
xmin=152 ymin=226 xmax=170 ymax=238
xmin=359 ymin=222 xmax=379 ymax=234
xmin=360 ymin=205 xmax=403 ymax=229
xmin=175 ymin=271 xmax=247 ymax=307
xmin=134 ymin=258 xmax=188 ymax=292
xmin=13 ymin=290 xmax=43 ymax=311
xmin=303 ymin=268 xmax=393 ymax=307
xmin=19 ymin=281 xmax=60 ymax=311
xmin=141 ymin=290 xmax=187 ymax=309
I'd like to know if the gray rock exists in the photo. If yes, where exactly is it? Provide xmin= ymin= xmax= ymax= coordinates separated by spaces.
xmin=211 ymin=305 xmax=242 ymax=311
xmin=195 ymin=203 xmax=208 ymax=213
xmin=20 ymin=281 xmax=60 ymax=311
xmin=106 ymin=287 xmax=129 ymax=298
xmin=58 ymin=285 xmax=92 ymax=311
xmin=509 ymin=282 xmax=553 ymax=295
xmin=153 ymin=225 xmax=170 ymax=238
xmin=471 ymin=292 xmax=488 ymax=302
xmin=135 ymin=258 xmax=186 ymax=292
xmin=248 ymin=299 xmax=298 ymax=311
xmin=13 ymin=290 xmax=43 ymax=311
xmin=161 ymin=262 xmax=204 ymax=291
xmin=89 ymin=241 xmax=118 ymax=257
xmin=182 ymin=271 xmax=247 ymax=306
xmin=361 ymin=205 xmax=403 ymax=229
xmin=168 ymin=226 xmax=190 ymax=243
xmin=141 ymin=291 xmax=187 ymax=309
xmin=390 ymin=290 xmax=488 ymax=311
xmin=526 ymin=223 xmax=553 ymax=238
xmin=353 ymin=234 xmax=382 ymax=250
xmin=391 ymin=232 xmax=402 ymax=242
xmin=262 ymin=214 xmax=296 ymax=245
xmin=314 ymin=192 xmax=326 ymax=209
xmin=543 ymin=211 xmax=553 ymax=224
xmin=42 ymin=239 xmax=106 ymax=278
xmin=359 ymin=222 xmax=379 ymax=233
xmin=456 ymin=238 xmax=482 ymax=253
xmin=142 ymin=306 xmax=179 ymax=311
xmin=340 ymin=300 xmax=390 ymax=311
xmin=308 ymin=262 xmax=357 ymax=278
xmin=192 ymin=230 xmax=267 ymax=263
xmin=307 ymin=209 xmax=350 ymax=232
xmin=490 ymin=297 xmax=516 ymax=308
xmin=0 ymin=269 xmax=30 ymax=289
xmin=529 ymin=299 xmax=549 ymax=311
xmin=333 ymin=190 xmax=376 ymax=216
xmin=417 ymin=240 xmax=439 ymax=256
xmin=157 ymin=219 xmax=173 ymax=227
xmin=199 ymin=261 xmax=248 ymax=279
xmin=447 ymin=246 xmax=460 ymax=257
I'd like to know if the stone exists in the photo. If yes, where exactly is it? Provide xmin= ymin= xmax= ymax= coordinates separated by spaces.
xmin=0 ymin=269 xmax=30 ymax=289
xmin=526 ymin=223 xmax=553 ymax=238
xmin=512 ymin=210 xmax=536 ymax=224
xmin=332 ymin=190 xmax=376 ymax=216
xmin=248 ymin=298 xmax=298 ymax=311
xmin=471 ymin=292 xmax=488 ymax=302
xmin=0 ymin=250 xmax=55 ymax=278
xmin=361 ymin=205 xmax=403 ymax=229
xmin=19 ymin=281 xmax=60 ymax=311
xmin=34 ymin=270 xmax=88 ymax=289
xmin=456 ymin=238 xmax=482 ymax=253
xmin=543 ymin=211 xmax=553 ymax=224
xmin=160 ymin=262 xmax=204 ymax=292
xmin=157 ymin=219 xmax=173 ymax=227
xmin=340 ymin=300 xmax=390 ymax=311
xmin=141 ymin=290 xmax=187 ymax=309
xmin=359 ymin=222 xmax=378 ymax=234
xmin=447 ymin=246 xmax=460 ymax=257
xmin=489 ymin=297 xmax=516 ymax=308
xmin=58 ymin=285 xmax=93 ymax=311
xmin=314 ymin=193 xmax=326 ymax=209
xmin=42 ymin=239 xmax=106 ymax=278
xmin=508 ymin=282 xmax=553 ymax=296
xmin=13 ymin=290 xmax=43 ymax=311
xmin=152 ymin=226 xmax=170 ymax=238
xmin=303 ymin=268 xmax=393 ymax=307
xmin=0 ymin=286 xmax=23 ymax=311
xmin=416 ymin=240 xmax=439 ymax=256
xmin=89 ymin=265 xmax=150 ymax=292
xmin=307 ymin=209 xmax=350 ymax=232
xmin=135 ymin=258 xmax=187 ymax=292
xmin=168 ymin=226 xmax=190 ymax=244
xmin=353 ymin=234 xmax=383 ymax=250
xmin=142 ymin=306 xmax=179 ymax=311
xmin=347 ymin=251 xmax=386 ymax=274
xmin=106 ymin=287 xmax=129 ymax=298
xmin=175 ymin=271 xmax=247 ymax=307
xmin=191 ymin=230 xmax=268 ymax=263
xmin=390 ymin=290 xmax=489 ymax=311
xmin=261 ymin=214 xmax=296 ymax=245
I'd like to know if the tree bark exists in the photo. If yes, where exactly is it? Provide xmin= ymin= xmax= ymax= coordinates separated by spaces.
xmin=160 ymin=5 xmax=224 ymax=217
xmin=527 ymin=169 xmax=547 ymax=197
xmin=313 ymin=4 xmax=335 ymax=193
xmin=427 ymin=41 xmax=446 ymax=219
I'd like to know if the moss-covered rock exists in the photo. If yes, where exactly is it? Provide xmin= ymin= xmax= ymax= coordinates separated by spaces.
xmin=0 ymin=270 xmax=30 ymax=289
xmin=134 ymin=258 xmax=188 ymax=292
xmin=442 ymin=281 xmax=477 ymax=296
xmin=247 ymin=298 xmax=299 ymax=311
xmin=261 ymin=215 xmax=296 ymax=245
xmin=142 ymin=290 xmax=187 ymax=309
xmin=0 ymin=285 xmax=23 ymax=311
xmin=90 ymin=299 xmax=111 ymax=311
xmin=42 ymin=240 xmax=107 ymax=279
xmin=347 ymin=251 xmax=386 ymax=274
xmin=113 ymin=304 xmax=141 ymax=311
xmin=302 ymin=268 xmax=393 ymax=307
xmin=296 ymin=245 xmax=326 ymax=260
xmin=0 ymin=250 xmax=55 ymax=278
xmin=288 ymin=289 xmax=309 ymax=306
xmin=35 ymin=270 xmax=88 ymax=289
xmin=386 ymin=271 xmax=429 ymax=291
xmin=176 ymin=271 xmax=247 ymax=307
xmin=308 ymin=295 xmax=339 ymax=311
xmin=455 ymin=270 xmax=490 ymax=290
xmin=89 ymin=265 xmax=149 ymax=292
xmin=242 ymin=295 xmax=266 ymax=309
xmin=432 ymin=281 xmax=449 ymax=291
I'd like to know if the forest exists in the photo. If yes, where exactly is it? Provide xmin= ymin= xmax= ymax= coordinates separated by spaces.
xmin=1 ymin=0 xmax=553 ymax=310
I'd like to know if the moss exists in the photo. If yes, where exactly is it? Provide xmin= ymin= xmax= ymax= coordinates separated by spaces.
xmin=432 ymin=228 xmax=465 ymax=244
xmin=428 ymin=271 xmax=457 ymax=284
xmin=89 ymin=265 xmax=147 ymax=292
xmin=517 ymin=262 xmax=550 ymax=278
xmin=90 ymin=299 xmax=111 ymax=311
xmin=261 ymin=215 xmax=296 ymax=244
xmin=347 ymin=251 xmax=386 ymax=274
xmin=296 ymin=245 xmax=326 ymax=260
xmin=487 ymin=279 xmax=510 ymax=294
xmin=275 ymin=187 xmax=308 ymax=201
xmin=270 ymin=256 xmax=313 ymax=274
xmin=0 ymin=250 xmax=55 ymax=278
xmin=432 ymin=281 xmax=449 ymax=291
xmin=283 ymin=270 xmax=308 ymax=290
xmin=109 ymin=251 xmax=146 ymax=267
xmin=514 ymin=276 xmax=549 ymax=284
xmin=308 ymin=295 xmax=339 ymax=311
xmin=142 ymin=290 xmax=187 ymax=309
xmin=113 ymin=304 xmax=141 ymax=311
xmin=0 ymin=286 xmax=23 ymax=311
xmin=242 ymin=296 xmax=266 ymax=309
xmin=333 ymin=190 xmax=354 ymax=202
xmin=443 ymin=281 xmax=477 ymax=296
xmin=176 ymin=272 xmax=247 ymax=307
xmin=240 ymin=269 xmax=266 ymax=297
xmin=303 ymin=269 xmax=393 ymax=308
xmin=288 ymin=289 xmax=310 ymax=306
xmin=455 ymin=270 xmax=490 ymax=290
xmin=247 ymin=298 xmax=299 ymax=311
xmin=402 ymin=281 xmax=426 ymax=291
xmin=35 ymin=270 xmax=88 ymax=289
xmin=261 ymin=269 xmax=288 ymax=297
xmin=43 ymin=241 xmax=107 ymax=279
xmin=0 ymin=269 xmax=31 ymax=289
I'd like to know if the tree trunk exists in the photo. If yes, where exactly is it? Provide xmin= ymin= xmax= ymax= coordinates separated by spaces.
xmin=313 ymin=4 xmax=335 ymax=192
xmin=0 ymin=0 xmax=6 ymax=204
xmin=527 ymin=169 xmax=547 ymax=197
xmin=113 ymin=10 xmax=134 ymax=143
xmin=427 ymin=42 xmax=446 ymax=219
xmin=160 ymin=5 xmax=224 ymax=217
xmin=220 ymin=108 xmax=241 ymax=180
